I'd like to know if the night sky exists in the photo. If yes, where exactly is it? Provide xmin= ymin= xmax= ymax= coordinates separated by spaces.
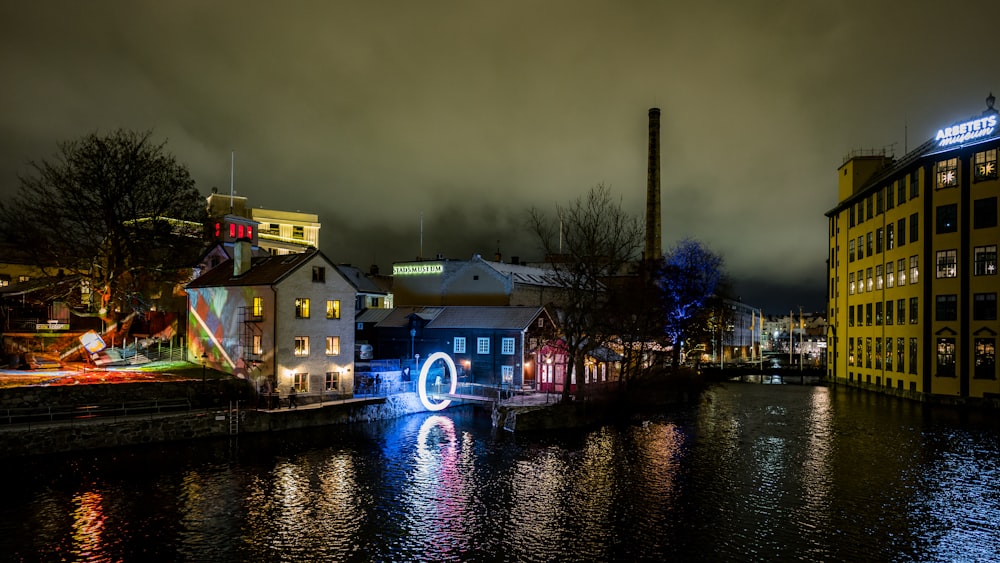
xmin=1 ymin=1 xmax=997 ymax=314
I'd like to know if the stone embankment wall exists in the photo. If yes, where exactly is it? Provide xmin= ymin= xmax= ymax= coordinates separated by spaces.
xmin=0 ymin=383 xmax=427 ymax=458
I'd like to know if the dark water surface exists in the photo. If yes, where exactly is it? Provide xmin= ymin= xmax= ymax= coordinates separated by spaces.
xmin=2 ymin=383 xmax=999 ymax=562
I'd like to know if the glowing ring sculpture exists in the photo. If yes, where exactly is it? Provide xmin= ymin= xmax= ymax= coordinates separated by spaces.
xmin=417 ymin=352 xmax=458 ymax=411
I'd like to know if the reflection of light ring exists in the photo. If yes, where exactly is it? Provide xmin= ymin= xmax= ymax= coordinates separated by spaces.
xmin=417 ymin=415 xmax=456 ymax=457
xmin=417 ymin=352 xmax=458 ymax=411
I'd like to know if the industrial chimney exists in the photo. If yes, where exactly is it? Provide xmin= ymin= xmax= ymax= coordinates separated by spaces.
xmin=644 ymin=107 xmax=662 ymax=262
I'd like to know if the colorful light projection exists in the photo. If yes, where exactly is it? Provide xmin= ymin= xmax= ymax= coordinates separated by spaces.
xmin=187 ymin=286 xmax=250 ymax=371
xmin=417 ymin=352 xmax=458 ymax=411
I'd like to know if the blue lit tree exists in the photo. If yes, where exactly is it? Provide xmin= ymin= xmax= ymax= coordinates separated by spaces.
xmin=658 ymin=238 xmax=726 ymax=370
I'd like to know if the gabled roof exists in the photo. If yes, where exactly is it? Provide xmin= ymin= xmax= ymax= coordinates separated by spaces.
xmin=336 ymin=264 xmax=388 ymax=295
xmin=186 ymin=249 xmax=331 ymax=288
xmin=374 ymin=305 xmax=545 ymax=331
xmin=356 ymin=307 xmax=393 ymax=324
xmin=483 ymin=260 xmax=563 ymax=288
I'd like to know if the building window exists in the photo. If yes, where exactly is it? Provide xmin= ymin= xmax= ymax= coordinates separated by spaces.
xmin=312 ymin=266 xmax=326 ymax=282
xmin=898 ymin=217 xmax=906 ymax=247
xmin=886 ymin=224 xmax=894 ymax=251
xmin=936 ymin=158 xmax=958 ymax=189
xmin=865 ymin=338 xmax=872 ymax=368
xmin=897 ymin=299 xmax=906 ymax=325
xmin=856 ymin=305 xmax=864 ymax=327
xmin=935 ymin=294 xmax=957 ymax=321
xmin=886 ymin=261 xmax=895 ymax=288
xmin=886 ymin=185 xmax=895 ymax=211
xmin=295 ymin=298 xmax=310 ymax=318
xmin=910 ymin=213 xmax=919 ymax=243
xmin=937 ymin=338 xmax=956 ymax=377
xmin=975 ymin=245 xmax=998 ymax=276
xmin=454 ymin=337 xmax=466 ymax=354
xmin=866 ymin=232 xmax=873 ymax=257
xmin=849 ymin=272 xmax=855 ymax=295
xmin=897 ymin=337 xmax=905 ymax=373
xmin=477 ymin=337 xmax=490 ymax=355
xmin=253 ymin=296 xmax=264 ymax=318
xmin=909 ymin=297 xmax=919 ymax=324
xmin=849 ymin=206 xmax=855 ymax=227
xmin=325 ymin=371 xmax=340 ymax=390
xmin=294 ymin=336 xmax=310 ymax=357
xmin=848 ymin=305 xmax=855 ymax=327
xmin=848 ymin=338 xmax=854 ymax=366
xmin=876 ymin=228 xmax=884 ymax=254
xmin=875 ymin=338 xmax=882 ymax=370
xmin=885 ymin=300 xmax=893 ymax=325
xmin=867 ymin=195 xmax=874 ymax=220
xmin=326 ymin=336 xmax=341 ymax=356
xmin=909 ymin=338 xmax=918 ymax=374
xmin=897 ymin=258 xmax=906 ymax=286
xmin=501 ymin=365 xmax=514 ymax=384
xmin=326 ymin=300 xmax=341 ymax=319
xmin=537 ymin=318 xmax=545 ymax=328
xmin=849 ymin=239 xmax=855 ymax=262
xmin=974 ymin=149 xmax=998 ymax=182
xmin=866 ymin=303 xmax=873 ymax=326
xmin=292 ymin=225 xmax=305 ymax=240
xmin=252 ymin=334 xmax=263 ymax=355
xmin=935 ymin=250 xmax=958 ymax=278
xmin=293 ymin=373 xmax=308 ymax=392
xmin=910 ymin=255 xmax=919 ymax=284
xmin=866 ymin=268 xmax=873 ymax=292
xmin=875 ymin=301 xmax=883 ymax=326
xmin=975 ymin=338 xmax=996 ymax=379
xmin=876 ymin=189 xmax=884 ymax=214
xmin=856 ymin=269 xmax=864 ymax=294
xmin=501 ymin=337 xmax=515 ymax=355
xmin=974 ymin=293 xmax=997 ymax=320
xmin=897 ymin=179 xmax=907 ymax=206
xmin=876 ymin=265 xmax=883 ymax=290
xmin=857 ymin=236 xmax=865 ymax=260
xmin=936 ymin=204 xmax=958 ymax=234
xmin=910 ymin=172 xmax=920 ymax=198
xmin=974 ymin=197 xmax=998 ymax=229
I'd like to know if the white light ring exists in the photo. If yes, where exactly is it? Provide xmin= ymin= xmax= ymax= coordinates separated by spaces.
xmin=417 ymin=352 xmax=458 ymax=411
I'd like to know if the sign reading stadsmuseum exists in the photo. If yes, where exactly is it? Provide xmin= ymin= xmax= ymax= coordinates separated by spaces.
xmin=393 ymin=263 xmax=444 ymax=275
xmin=936 ymin=114 xmax=998 ymax=147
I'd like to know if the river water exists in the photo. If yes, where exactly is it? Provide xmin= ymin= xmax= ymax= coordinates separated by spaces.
xmin=2 ymin=382 xmax=999 ymax=562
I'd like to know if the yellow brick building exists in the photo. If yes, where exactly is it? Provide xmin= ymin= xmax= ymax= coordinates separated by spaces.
xmin=827 ymin=95 xmax=999 ymax=400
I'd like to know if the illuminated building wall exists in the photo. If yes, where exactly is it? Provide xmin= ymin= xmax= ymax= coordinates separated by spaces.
xmin=827 ymin=95 xmax=1000 ymax=399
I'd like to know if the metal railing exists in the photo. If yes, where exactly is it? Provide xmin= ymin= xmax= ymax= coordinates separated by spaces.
xmin=0 ymin=398 xmax=192 ymax=429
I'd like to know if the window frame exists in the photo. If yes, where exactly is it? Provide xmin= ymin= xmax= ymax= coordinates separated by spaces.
xmin=295 ymin=298 xmax=310 ymax=319
xmin=477 ymin=337 xmax=490 ymax=355
xmin=294 ymin=336 xmax=310 ymax=357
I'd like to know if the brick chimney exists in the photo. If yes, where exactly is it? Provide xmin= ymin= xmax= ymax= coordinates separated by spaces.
xmin=644 ymin=107 xmax=662 ymax=262
xmin=234 ymin=238 xmax=252 ymax=277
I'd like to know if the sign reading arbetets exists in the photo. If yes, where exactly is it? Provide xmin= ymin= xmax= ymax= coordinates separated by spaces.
xmin=393 ymin=263 xmax=444 ymax=275
xmin=936 ymin=114 xmax=998 ymax=147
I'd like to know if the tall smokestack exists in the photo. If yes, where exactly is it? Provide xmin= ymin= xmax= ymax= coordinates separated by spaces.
xmin=644 ymin=107 xmax=662 ymax=262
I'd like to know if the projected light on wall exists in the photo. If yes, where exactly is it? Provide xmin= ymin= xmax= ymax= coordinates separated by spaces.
xmin=417 ymin=352 xmax=458 ymax=411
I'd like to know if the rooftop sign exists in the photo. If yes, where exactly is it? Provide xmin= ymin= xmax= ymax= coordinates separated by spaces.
xmin=393 ymin=263 xmax=443 ymax=276
xmin=936 ymin=114 xmax=998 ymax=147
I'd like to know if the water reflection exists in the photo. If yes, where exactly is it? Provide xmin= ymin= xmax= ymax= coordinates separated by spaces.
xmin=71 ymin=490 xmax=109 ymax=562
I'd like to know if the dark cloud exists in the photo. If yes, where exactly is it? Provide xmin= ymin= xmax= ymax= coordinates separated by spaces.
xmin=2 ymin=1 xmax=998 ymax=313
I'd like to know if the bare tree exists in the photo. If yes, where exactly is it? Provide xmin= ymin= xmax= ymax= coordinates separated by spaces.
xmin=529 ymin=183 xmax=643 ymax=402
xmin=0 ymin=130 xmax=206 ymax=322
xmin=658 ymin=238 xmax=727 ymax=370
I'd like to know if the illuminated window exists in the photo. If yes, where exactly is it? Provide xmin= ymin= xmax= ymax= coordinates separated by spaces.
xmin=214 ymin=222 xmax=221 ymax=237
xmin=856 ymin=269 xmax=864 ymax=293
xmin=81 ymin=279 xmax=91 ymax=295
xmin=974 ymin=293 xmax=997 ymax=321
xmin=935 ymin=250 xmax=957 ymax=278
xmin=848 ymin=306 xmax=855 ymax=327
xmin=295 ymin=298 xmax=310 ymax=318
xmin=18 ymin=275 xmax=29 ymax=283
xmin=974 ymin=149 xmax=998 ymax=182
xmin=502 ymin=365 xmax=514 ymax=384
xmin=885 ymin=337 xmax=892 ymax=372
xmin=936 ymin=295 xmax=957 ymax=321
xmin=312 ymin=266 xmax=326 ymax=282
xmin=875 ymin=301 xmax=883 ymax=326
xmin=897 ymin=337 xmax=905 ymax=373
xmin=848 ymin=338 xmax=854 ymax=366
xmin=325 ymin=371 xmax=340 ymax=390
xmin=849 ymin=272 xmax=855 ymax=295
xmin=886 ymin=224 xmax=894 ymax=251
xmin=910 ymin=255 xmax=919 ymax=284
xmin=477 ymin=337 xmax=490 ymax=355
xmin=975 ymin=338 xmax=996 ymax=379
xmin=292 ymin=226 xmax=305 ymax=240
xmin=937 ymin=338 xmax=956 ymax=377
xmin=875 ymin=338 xmax=882 ymax=370
xmin=935 ymin=158 xmax=958 ymax=189
xmin=974 ymin=197 xmax=998 ymax=229
xmin=866 ymin=337 xmax=872 ymax=368
xmin=876 ymin=265 xmax=883 ymax=290
xmin=886 ymin=262 xmax=894 ymax=288
xmin=975 ymin=245 xmax=998 ymax=275
xmin=897 ymin=299 xmax=905 ymax=325
xmin=885 ymin=300 xmax=893 ymax=325
xmin=502 ymin=337 xmax=515 ymax=355
xmin=252 ymin=334 xmax=262 ymax=355
xmin=454 ymin=337 xmax=466 ymax=354
xmin=866 ymin=268 xmax=873 ymax=292
xmin=294 ymin=336 xmax=310 ymax=356
xmin=909 ymin=297 xmax=918 ymax=324
xmin=326 ymin=336 xmax=341 ymax=356
xmin=253 ymin=296 xmax=264 ymax=318
xmin=326 ymin=300 xmax=340 ymax=319
xmin=293 ymin=373 xmax=308 ymax=392
xmin=936 ymin=203 xmax=958 ymax=234
xmin=897 ymin=258 xmax=907 ymax=285
xmin=229 ymin=223 xmax=236 ymax=238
